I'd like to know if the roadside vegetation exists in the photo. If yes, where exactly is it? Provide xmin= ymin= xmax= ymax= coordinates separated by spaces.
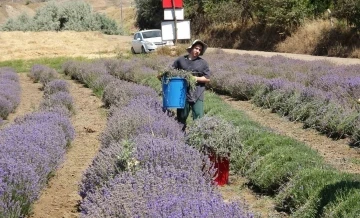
xmin=0 ymin=0 xmax=358 ymax=57
xmin=135 ymin=0 xmax=360 ymax=58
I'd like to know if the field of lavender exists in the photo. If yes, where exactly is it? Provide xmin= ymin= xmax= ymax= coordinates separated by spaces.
xmin=62 ymin=63 xmax=253 ymax=217
xmin=207 ymin=51 xmax=360 ymax=143
xmin=61 ymin=55 xmax=360 ymax=217
xmin=0 ymin=65 xmax=75 ymax=217
xmin=1 ymin=51 xmax=360 ymax=217
xmin=64 ymin=52 xmax=360 ymax=144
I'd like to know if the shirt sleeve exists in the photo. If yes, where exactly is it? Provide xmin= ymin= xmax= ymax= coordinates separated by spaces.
xmin=202 ymin=61 xmax=211 ymax=79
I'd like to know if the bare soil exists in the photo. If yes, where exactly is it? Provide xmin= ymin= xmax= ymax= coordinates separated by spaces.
xmin=1 ymin=31 xmax=360 ymax=218
xmin=28 ymin=78 xmax=107 ymax=218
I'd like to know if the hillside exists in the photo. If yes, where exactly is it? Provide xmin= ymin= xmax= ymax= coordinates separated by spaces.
xmin=0 ymin=0 xmax=137 ymax=34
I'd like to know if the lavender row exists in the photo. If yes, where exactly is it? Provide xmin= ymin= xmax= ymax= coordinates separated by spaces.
xmin=80 ymin=97 xmax=252 ymax=217
xmin=29 ymin=64 xmax=58 ymax=87
xmin=76 ymin=54 xmax=360 ymax=143
xmin=0 ymin=67 xmax=21 ymax=121
xmin=63 ymin=62 xmax=253 ymax=217
xmin=0 ymin=66 xmax=75 ymax=217
xmin=29 ymin=65 xmax=75 ymax=117
xmin=204 ymin=52 xmax=360 ymax=142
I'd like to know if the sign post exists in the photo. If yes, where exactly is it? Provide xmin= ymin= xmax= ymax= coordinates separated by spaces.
xmin=171 ymin=0 xmax=178 ymax=45
xmin=162 ymin=0 xmax=190 ymax=44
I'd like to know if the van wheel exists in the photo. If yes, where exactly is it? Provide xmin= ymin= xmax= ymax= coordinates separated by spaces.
xmin=131 ymin=47 xmax=136 ymax=54
xmin=141 ymin=46 xmax=146 ymax=54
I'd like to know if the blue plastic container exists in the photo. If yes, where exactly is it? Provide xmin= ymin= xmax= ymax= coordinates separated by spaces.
xmin=162 ymin=76 xmax=187 ymax=109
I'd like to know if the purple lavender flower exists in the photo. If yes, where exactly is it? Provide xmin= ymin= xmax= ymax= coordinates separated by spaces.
xmin=44 ymin=79 xmax=70 ymax=96
xmin=0 ymin=67 xmax=21 ymax=119
xmin=39 ymin=91 xmax=75 ymax=115
xmin=0 ymin=119 xmax=69 ymax=217
xmin=14 ymin=111 xmax=75 ymax=144
xmin=29 ymin=64 xmax=58 ymax=85
xmin=80 ymin=166 xmax=252 ymax=218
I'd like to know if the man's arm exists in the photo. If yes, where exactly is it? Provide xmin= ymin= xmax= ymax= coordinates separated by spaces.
xmin=194 ymin=76 xmax=210 ymax=83
xmin=195 ymin=61 xmax=210 ymax=83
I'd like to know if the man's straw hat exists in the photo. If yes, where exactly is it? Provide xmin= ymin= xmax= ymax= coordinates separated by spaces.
xmin=186 ymin=39 xmax=208 ymax=56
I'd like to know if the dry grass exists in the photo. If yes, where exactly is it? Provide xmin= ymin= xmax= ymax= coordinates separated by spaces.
xmin=276 ymin=19 xmax=360 ymax=58
xmin=351 ymin=50 xmax=360 ymax=58
xmin=155 ymin=44 xmax=189 ymax=57
xmin=276 ymin=20 xmax=331 ymax=54
xmin=101 ymin=6 xmax=137 ymax=34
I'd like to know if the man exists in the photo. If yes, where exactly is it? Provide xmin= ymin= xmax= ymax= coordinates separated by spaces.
xmin=172 ymin=39 xmax=211 ymax=129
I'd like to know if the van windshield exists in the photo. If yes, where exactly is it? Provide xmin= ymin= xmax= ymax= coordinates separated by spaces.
xmin=142 ymin=31 xmax=161 ymax=38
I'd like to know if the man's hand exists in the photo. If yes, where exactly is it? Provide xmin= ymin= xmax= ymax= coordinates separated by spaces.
xmin=194 ymin=76 xmax=210 ymax=83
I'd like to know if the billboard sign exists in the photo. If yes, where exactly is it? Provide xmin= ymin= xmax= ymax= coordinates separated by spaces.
xmin=161 ymin=20 xmax=190 ymax=40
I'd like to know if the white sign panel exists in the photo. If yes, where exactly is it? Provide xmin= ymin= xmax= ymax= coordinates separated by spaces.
xmin=164 ymin=8 xmax=184 ymax=20
xmin=161 ymin=20 xmax=191 ymax=40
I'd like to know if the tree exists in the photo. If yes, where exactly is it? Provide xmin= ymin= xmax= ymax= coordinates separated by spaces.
xmin=333 ymin=0 xmax=360 ymax=29
xmin=134 ymin=0 xmax=163 ymax=29
xmin=251 ymin=0 xmax=313 ymax=30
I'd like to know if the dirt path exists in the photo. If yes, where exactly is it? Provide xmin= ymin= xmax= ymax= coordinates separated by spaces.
xmin=29 ymin=78 xmax=107 ymax=218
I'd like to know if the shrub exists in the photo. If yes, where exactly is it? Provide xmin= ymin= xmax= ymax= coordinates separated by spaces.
xmin=292 ymin=177 xmax=360 ymax=217
xmin=323 ymin=190 xmax=360 ymax=217
xmin=134 ymin=0 xmax=163 ymax=29
xmin=93 ymin=13 xmax=123 ymax=35
xmin=236 ymin=131 xmax=295 ymax=174
xmin=102 ymin=80 xmax=158 ymax=108
xmin=80 ymin=166 xmax=252 ymax=217
xmin=186 ymin=115 xmax=243 ymax=163
xmin=79 ymin=140 xmax=125 ymax=198
xmin=1 ymin=13 xmax=34 ymax=31
xmin=100 ymin=96 xmax=183 ymax=146
xmin=276 ymin=168 xmax=357 ymax=214
xmin=14 ymin=111 xmax=75 ymax=144
xmin=39 ymin=91 xmax=75 ymax=115
xmin=0 ymin=96 xmax=12 ymax=119
xmin=0 ymin=113 xmax=72 ymax=217
xmin=62 ymin=60 xmax=114 ymax=96
xmin=29 ymin=64 xmax=58 ymax=86
xmin=246 ymin=145 xmax=325 ymax=193
xmin=32 ymin=1 xmax=61 ymax=31
xmin=44 ymin=79 xmax=69 ymax=96
xmin=1 ymin=0 xmax=122 ymax=35
xmin=0 ymin=67 xmax=21 ymax=119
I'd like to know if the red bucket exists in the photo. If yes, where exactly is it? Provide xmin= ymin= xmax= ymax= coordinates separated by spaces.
xmin=209 ymin=153 xmax=230 ymax=186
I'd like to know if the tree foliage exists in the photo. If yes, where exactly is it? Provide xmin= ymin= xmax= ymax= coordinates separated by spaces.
xmin=333 ymin=0 xmax=360 ymax=29
xmin=251 ymin=0 xmax=313 ymax=29
xmin=134 ymin=0 xmax=163 ymax=29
